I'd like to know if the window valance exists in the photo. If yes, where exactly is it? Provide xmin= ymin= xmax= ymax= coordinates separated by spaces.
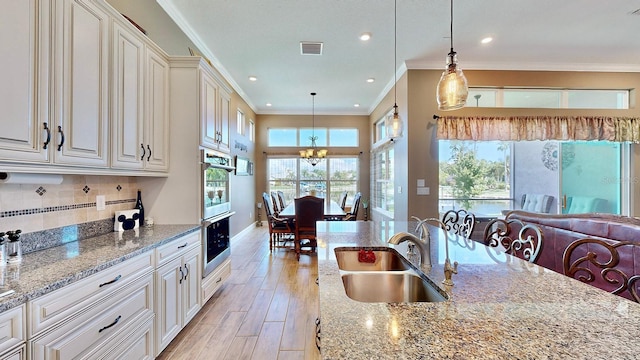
xmin=436 ymin=116 xmax=640 ymax=142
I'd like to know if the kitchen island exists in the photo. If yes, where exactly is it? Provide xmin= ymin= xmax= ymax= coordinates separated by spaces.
xmin=317 ymin=221 xmax=640 ymax=359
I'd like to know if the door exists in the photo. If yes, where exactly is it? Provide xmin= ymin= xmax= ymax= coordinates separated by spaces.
xmin=182 ymin=248 xmax=201 ymax=325
xmin=560 ymin=141 xmax=623 ymax=214
xmin=155 ymin=257 xmax=182 ymax=354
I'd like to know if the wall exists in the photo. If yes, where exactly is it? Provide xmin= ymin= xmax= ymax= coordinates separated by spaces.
xmin=255 ymin=113 xmax=370 ymax=219
xmin=0 ymin=175 xmax=138 ymax=234
xmin=370 ymin=69 xmax=640 ymax=219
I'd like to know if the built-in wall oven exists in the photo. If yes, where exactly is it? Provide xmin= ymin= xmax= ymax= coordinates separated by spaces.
xmin=201 ymin=149 xmax=235 ymax=277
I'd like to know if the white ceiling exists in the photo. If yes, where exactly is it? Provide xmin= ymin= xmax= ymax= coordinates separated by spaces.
xmin=157 ymin=0 xmax=640 ymax=115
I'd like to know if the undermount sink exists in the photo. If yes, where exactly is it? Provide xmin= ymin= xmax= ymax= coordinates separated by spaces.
xmin=334 ymin=247 xmax=412 ymax=271
xmin=334 ymin=247 xmax=448 ymax=303
xmin=341 ymin=272 xmax=447 ymax=303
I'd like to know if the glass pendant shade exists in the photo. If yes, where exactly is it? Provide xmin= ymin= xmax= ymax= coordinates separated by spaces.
xmin=437 ymin=52 xmax=468 ymax=111
xmin=386 ymin=105 xmax=403 ymax=139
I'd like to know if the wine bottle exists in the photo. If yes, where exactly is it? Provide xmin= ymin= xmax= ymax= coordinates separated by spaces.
xmin=135 ymin=189 xmax=145 ymax=228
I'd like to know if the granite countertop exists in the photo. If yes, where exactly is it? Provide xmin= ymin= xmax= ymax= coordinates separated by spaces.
xmin=317 ymin=221 xmax=640 ymax=359
xmin=0 ymin=224 xmax=200 ymax=313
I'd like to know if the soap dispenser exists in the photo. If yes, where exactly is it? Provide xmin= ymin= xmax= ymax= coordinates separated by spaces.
xmin=5 ymin=230 xmax=22 ymax=264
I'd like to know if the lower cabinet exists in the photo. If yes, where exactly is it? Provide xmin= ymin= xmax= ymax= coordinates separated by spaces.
xmin=155 ymin=241 xmax=201 ymax=356
xmin=0 ymin=305 xmax=25 ymax=360
xmin=29 ymin=274 xmax=154 ymax=360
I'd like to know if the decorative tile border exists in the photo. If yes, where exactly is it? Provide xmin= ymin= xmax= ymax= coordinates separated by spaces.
xmin=0 ymin=199 xmax=135 ymax=218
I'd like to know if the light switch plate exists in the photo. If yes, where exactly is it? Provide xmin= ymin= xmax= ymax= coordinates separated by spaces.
xmin=96 ymin=195 xmax=106 ymax=211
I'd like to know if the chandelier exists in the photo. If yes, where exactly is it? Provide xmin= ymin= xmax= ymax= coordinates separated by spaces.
xmin=436 ymin=0 xmax=468 ymax=111
xmin=299 ymin=92 xmax=327 ymax=166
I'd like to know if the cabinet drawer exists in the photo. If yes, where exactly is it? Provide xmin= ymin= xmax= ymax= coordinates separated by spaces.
xmin=28 ymin=252 xmax=153 ymax=337
xmin=202 ymin=258 xmax=230 ymax=303
xmin=0 ymin=305 xmax=25 ymax=356
xmin=155 ymin=232 xmax=200 ymax=266
xmin=0 ymin=343 xmax=25 ymax=360
xmin=101 ymin=315 xmax=153 ymax=360
xmin=30 ymin=275 xmax=153 ymax=360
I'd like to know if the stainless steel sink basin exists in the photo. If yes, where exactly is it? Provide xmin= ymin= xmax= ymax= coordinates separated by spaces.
xmin=340 ymin=272 xmax=447 ymax=303
xmin=334 ymin=247 xmax=412 ymax=271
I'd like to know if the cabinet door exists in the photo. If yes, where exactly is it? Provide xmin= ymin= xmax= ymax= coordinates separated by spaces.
xmin=0 ymin=0 xmax=49 ymax=163
xmin=53 ymin=0 xmax=109 ymax=167
xmin=111 ymin=21 xmax=144 ymax=170
xmin=155 ymin=257 xmax=182 ymax=355
xmin=217 ymin=89 xmax=231 ymax=153
xmin=144 ymin=46 xmax=170 ymax=171
xmin=200 ymin=71 xmax=219 ymax=149
xmin=182 ymin=248 xmax=201 ymax=325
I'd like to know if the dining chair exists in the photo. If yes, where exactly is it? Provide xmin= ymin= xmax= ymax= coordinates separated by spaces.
xmin=482 ymin=218 xmax=543 ymax=263
xmin=277 ymin=190 xmax=287 ymax=210
xmin=563 ymin=238 xmax=640 ymax=302
xmin=270 ymin=191 xmax=281 ymax=214
xmin=294 ymin=195 xmax=324 ymax=260
xmin=262 ymin=192 xmax=294 ymax=251
xmin=338 ymin=191 xmax=348 ymax=210
xmin=441 ymin=209 xmax=477 ymax=238
xmin=343 ymin=192 xmax=361 ymax=221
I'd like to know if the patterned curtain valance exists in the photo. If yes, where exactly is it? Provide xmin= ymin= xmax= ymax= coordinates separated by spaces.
xmin=436 ymin=116 xmax=640 ymax=142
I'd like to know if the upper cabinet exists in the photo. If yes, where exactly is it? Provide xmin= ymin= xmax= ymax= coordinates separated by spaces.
xmin=111 ymin=18 xmax=169 ymax=172
xmin=0 ymin=0 xmax=50 ymax=163
xmin=200 ymin=66 xmax=232 ymax=152
xmin=0 ymin=0 xmax=169 ymax=175
xmin=52 ymin=0 xmax=110 ymax=167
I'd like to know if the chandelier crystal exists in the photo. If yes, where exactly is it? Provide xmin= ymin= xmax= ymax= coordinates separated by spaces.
xmin=436 ymin=0 xmax=468 ymax=111
xmin=299 ymin=92 xmax=327 ymax=166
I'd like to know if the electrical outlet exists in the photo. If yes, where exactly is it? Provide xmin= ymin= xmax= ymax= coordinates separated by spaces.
xmin=96 ymin=195 xmax=106 ymax=211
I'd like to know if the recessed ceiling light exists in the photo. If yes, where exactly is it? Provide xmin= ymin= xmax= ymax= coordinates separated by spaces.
xmin=266 ymin=103 xmax=272 ymax=107
xmin=481 ymin=37 xmax=493 ymax=44
xmin=360 ymin=32 xmax=371 ymax=41
xmin=367 ymin=78 xmax=375 ymax=83
xmin=354 ymin=103 xmax=360 ymax=107
xmin=248 ymin=76 xmax=257 ymax=81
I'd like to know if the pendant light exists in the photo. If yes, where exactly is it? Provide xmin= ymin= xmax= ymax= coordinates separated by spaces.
xmin=436 ymin=0 xmax=468 ymax=111
xmin=299 ymin=92 xmax=327 ymax=166
xmin=386 ymin=0 xmax=403 ymax=141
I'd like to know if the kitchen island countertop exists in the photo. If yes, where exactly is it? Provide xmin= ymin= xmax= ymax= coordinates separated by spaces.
xmin=317 ymin=220 xmax=640 ymax=359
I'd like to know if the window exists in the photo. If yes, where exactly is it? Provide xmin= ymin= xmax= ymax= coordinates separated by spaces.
xmin=438 ymin=140 xmax=512 ymax=216
xmin=374 ymin=109 xmax=394 ymax=143
xmin=268 ymin=128 xmax=297 ymax=146
xmin=468 ymin=88 xmax=629 ymax=109
xmin=236 ymin=109 xmax=245 ymax=135
xmin=329 ymin=129 xmax=358 ymax=146
xmin=268 ymin=127 xmax=360 ymax=147
xmin=267 ymin=157 xmax=358 ymax=204
xmin=372 ymin=143 xmax=394 ymax=217
xmin=249 ymin=119 xmax=255 ymax=142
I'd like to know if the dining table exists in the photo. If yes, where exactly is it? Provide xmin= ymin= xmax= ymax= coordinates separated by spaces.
xmin=278 ymin=198 xmax=346 ymax=219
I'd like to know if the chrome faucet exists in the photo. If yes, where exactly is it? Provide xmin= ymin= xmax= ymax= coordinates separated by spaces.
xmin=388 ymin=231 xmax=431 ymax=270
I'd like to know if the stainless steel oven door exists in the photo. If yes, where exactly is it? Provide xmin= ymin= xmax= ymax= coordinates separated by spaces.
xmin=202 ymin=213 xmax=233 ymax=277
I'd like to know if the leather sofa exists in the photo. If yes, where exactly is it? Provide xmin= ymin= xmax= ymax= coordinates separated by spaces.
xmin=503 ymin=210 xmax=640 ymax=302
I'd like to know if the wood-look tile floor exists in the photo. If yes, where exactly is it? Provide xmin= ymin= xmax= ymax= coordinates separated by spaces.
xmin=157 ymin=226 xmax=320 ymax=360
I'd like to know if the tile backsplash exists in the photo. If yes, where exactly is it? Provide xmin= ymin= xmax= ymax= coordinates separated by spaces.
xmin=0 ymin=175 xmax=139 ymax=234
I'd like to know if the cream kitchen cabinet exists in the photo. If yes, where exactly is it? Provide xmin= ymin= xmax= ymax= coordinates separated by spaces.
xmin=28 ymin=252 xmax=155 ymax=359
xmin=110 ymin=17 xmax=169 ymax=172
xmin=0 ymin=0 xmax=109 ymax=168
xmin=0 ymin=305 xmax=25 ymax=360
xmin=200 ymin=63 xmax=232 ymax=152
xmin=154 ymin=232 xmax=201 ymax=356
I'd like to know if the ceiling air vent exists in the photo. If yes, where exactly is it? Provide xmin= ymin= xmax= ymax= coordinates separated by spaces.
xmin=300 ymin=42 xmax=323 ymax=55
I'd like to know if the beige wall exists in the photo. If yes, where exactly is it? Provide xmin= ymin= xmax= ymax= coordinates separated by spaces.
xmin=255 ymin=114 xmax=371 ymax=219
xmin=370 ymin=69 xmax=640 ymax=220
